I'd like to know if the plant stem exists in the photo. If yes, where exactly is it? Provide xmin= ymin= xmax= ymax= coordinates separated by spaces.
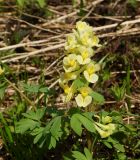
xmin=4 ymin=77 xmax=36 ymax=110
xmin=86 ymin=105 xmax=93 ymax=151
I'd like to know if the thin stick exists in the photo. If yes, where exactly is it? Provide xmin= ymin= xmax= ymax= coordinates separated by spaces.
xmin=1 ymin=43 xmax=65 ymax=63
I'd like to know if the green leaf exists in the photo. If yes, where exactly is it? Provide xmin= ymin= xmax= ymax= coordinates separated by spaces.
xmin=90 ymin=91 xmax=104 ymax=104
xmin=23 ymin=83 xmax=40 ymax=93
xmin=77 ymin=114 xmax=95 ymax=133
xmin=36 ymin=0 xmax=46 ymax=8
xmin=114 ymin=143 xmax=125 ymax=152
xmin=0 ymin=82 xmax=7 ymax=100
xmin=72 ymin=151 xmax=87 ymax=160
xmin=84 ymin=148 xmax=93 ymax=160
xmin=17 ymin=0 xmax=25 ymax=7
xmin=107 ymin=137 xmax=125 ymax=152
xmin=72 ymin=78 xmax=87 ymax=90
xmin=22 ymin=108 xmax=46 ymax=121
xmin=70 ymin=114 xmax=82 ymax=136
xmin=39 ymin=87 xmax=50 ymax=93
xmin=34 ymin=132 xmax=43 ymax=144
xmin=103 ymin=141 xmax=112 ymax=149
xmin=50 ymin=136 xmax=56 ymax=148
xmin=15 ymin=119 xmax=40 ymax=134
xmin=0 ymin=113 xmax=13 ymax=143
xmin=50 ymin=116 xmax=61 ymax=138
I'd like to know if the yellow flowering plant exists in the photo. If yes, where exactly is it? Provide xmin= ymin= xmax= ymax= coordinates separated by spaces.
xmin=59 ymin=21 xmax=103 ymax=108
xmin=1 ymin=20 xmax=136 ymax=160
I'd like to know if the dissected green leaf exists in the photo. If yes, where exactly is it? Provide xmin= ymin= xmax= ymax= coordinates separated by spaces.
xmin=50 ymin=116 xmax=61 ymax=138
xmin=15 ymin=119 xmax=40 ymax=134
xmin=23 ymin=83 xmax=40 ymax=93
xmin=22 ymin=108 xmax=46 ymax=121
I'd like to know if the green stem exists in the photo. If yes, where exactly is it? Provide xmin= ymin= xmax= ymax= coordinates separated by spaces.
xmin=86 ymin=105 xmax=93 ymax=151
xmin=4 ymin=77 xmax=36 ymax=110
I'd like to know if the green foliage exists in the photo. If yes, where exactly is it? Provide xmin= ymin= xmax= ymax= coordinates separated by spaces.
xmin=89 ymin=91 xmax=105 ymax=104
xmin=127 ymin=0 xmax=138 ymax=7
xmin=16 ymin=0 xmax=46 ymax=8
xmin=0 ymin=82 xmax=7 ymax=100
xmin=111 ymin=82 xmax=126 ymax=101
xmin=70 ymin=113 xmax=95 ymax=136
xmin=72 ymin=147 xmax=93 ymax=160
xmin=15 ymin=108 xmax=62 ymax=149
xmin=23 ymin=83 xmax=51 ymax=94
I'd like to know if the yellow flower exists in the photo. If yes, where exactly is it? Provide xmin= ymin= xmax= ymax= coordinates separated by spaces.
xmin=102 ymin=116 xmax=112 ymax=124
xmin=76 ymin=21 xmax=93 ymax=35
xmin=75 ymin=87 xmax=92 ymax=107
xmin=94 ymin=125 xmax=111 ymax=138
xmin=80 ymin=33 xmax=100 ymax=48
xmin=94 ymin=122 xmax=116 ymax=138
xmin=60 ymin=72 xmax=78 ymax=83
xmin=83 ymin=63 xmax=100 ymax=83
xmin=75 ymin=94 xmax=92 ymax=108
xmin=0 ymin=67 xmax=4 ymax=75
xmin=63 ymin=54 xmax=79 ymax=72
xmin=59 ymin=80 xmax=74 ymax=102
xmin=76 ymin=46 xmax=93 ymax=65
xmin=65 ymin=33 xmax=78 ymax=53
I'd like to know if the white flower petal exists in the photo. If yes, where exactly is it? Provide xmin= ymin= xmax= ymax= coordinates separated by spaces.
xmin=90 ymin=74 xmax=98 ymax=83
xmin=76 ymin=55 xmax=83 ymax=64
xmin=83 ymin=96 xmax=92 ymax=107
xmin=83 ymin=71 xmax=89 ymax=81
xmin=83 ymin=58 xmax=91 ymax=64
xmin=75 ymin=94 xmax=84 ymax=107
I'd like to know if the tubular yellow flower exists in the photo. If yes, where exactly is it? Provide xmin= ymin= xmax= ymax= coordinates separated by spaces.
xmin=94 ymin=122 xmax=116 ymax=138
xmin=63 ymin=54 xmax=79 ymax=72
xmin=102 ymin=116 xmax=112 ymax=124
xmin=0 ymin=67 xmax=4 ymax=75
xmin=94 ymin=125 xmax=112 ymax=138
xmin=83 ymin=63 xmax=100 ymax=83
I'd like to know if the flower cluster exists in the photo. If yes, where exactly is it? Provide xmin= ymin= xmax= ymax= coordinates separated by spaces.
xmin=94 ymin=116 xmax=116 ymax=138
xmin=59 ymin=21 xmax=100 ymax=108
